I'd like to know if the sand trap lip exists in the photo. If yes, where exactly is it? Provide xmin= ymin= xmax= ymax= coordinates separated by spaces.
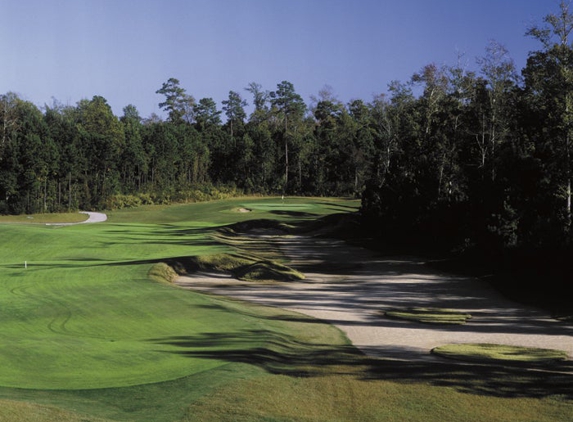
xmin=177 ymin=234 xmax=573 ymax=367
xmin=235 ymin=207 xmax=252 ymax=213
xmin=46 ymin=211 xmax=108 ymax=226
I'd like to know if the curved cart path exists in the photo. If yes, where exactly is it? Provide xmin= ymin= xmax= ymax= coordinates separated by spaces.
xmin=79 ymin=211 xmax=108 ymax=223
xmin=46 ymin=211 xmax=107 ymax=226
xmin=176 ymin=235 xmax=573 ymax=364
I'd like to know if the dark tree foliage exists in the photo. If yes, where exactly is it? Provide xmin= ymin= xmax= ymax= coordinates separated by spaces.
xmin=1 ymin=3 xmax=572 ymax=268
xmin=362 ymin=2 xmax=573 ymax=254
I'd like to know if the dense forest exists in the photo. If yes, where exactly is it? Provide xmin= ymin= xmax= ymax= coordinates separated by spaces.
xmin=1 ymin=3 xmax=573 ymax=256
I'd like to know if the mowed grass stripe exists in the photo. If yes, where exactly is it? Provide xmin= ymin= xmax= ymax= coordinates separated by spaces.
xmin=0 ymin=198 xmax=360 ymax=390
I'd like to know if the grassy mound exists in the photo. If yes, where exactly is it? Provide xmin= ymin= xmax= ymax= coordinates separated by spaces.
xmin=432 ymin=343 xmax=569 ymax=364
xmin=180 ymin=253 xmax=305 ymax=282
xmin=385 ymin=307 xmax=472 ymax=325
xmin=148 ymin=262 xmax=179 ymax=284
xmin=235 ymin=260 xmax=305 ymax=282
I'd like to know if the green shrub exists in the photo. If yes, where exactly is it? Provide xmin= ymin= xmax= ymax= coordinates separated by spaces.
xmin=176 ymin=253 xmax=304 ymax=282
xmin=104 ymin=194 xmax=142 ymax=210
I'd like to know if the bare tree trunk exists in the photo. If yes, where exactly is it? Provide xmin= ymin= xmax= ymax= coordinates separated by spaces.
xmin=68 ymin=173 xmax=72 ymax=211
xmin=43 ymin=178 xmax=47 ymax=212
xmin=285 ymin=136 xmax=289 ymax=189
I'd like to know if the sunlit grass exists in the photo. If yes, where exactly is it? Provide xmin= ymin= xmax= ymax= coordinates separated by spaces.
xmin=0 ymin=212 xmax=87 ymax=224
xmin=185 ymin=372 xmax=573 ymax=422
xmin=432 ymin=343 xmax=569 ymax=364
xmin=384 ymin=307 xmax=472 ymax=325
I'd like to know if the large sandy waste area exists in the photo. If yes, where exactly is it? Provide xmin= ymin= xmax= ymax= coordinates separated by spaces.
xmin=177 ymin=234 xmax=573 ymax=364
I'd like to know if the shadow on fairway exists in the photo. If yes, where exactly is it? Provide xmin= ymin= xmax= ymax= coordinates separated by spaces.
xmin=269 ymin=210 xmax=317 ymax=218
xmin=150 ymin=328 xmax=573 ymax=401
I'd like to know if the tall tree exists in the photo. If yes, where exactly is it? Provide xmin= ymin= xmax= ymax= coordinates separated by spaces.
xmin=156 ymin=78 xmax=195 ymax=123
xmin=120 ymin=105 xmax=147 ymax=191
xmin=245 ymin=82 xmax=268 ymax=114
xmin=222 ymin=90 xmax=247 ymax=139
xmin=76 ymin=96 xmax=125 ymax=208
xmin=476 ymin=40 xmax=519 ymax=180
xmin=270 ymin=81 xmax=306 ymax=191
xmin=525 ymin=0 xmax=573 ymax=242
xmin=0 ymin=92 xmax=20 ymax=166
xmin=194 ymin=97 xmax=222 ymax=131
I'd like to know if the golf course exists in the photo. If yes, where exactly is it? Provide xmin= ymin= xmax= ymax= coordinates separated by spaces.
xmin=1 ymin=197 xmax=572 ymax=421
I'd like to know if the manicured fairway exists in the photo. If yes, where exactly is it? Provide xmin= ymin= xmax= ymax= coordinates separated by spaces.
xmin=0 ymin=198 xmax=358 ymax=390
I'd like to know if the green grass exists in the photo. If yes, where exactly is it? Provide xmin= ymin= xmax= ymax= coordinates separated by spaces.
xmin=384 ymin=307 xmax=472 ymax=325
xmin=0 ymin=399 xmax=112 ymax=422
xmin=108 ymin=196 xmax=360 ymax=224
xmin=0 ymin=212 xmax=87 ymax=224
xmin=432 ymin=343 xmax=569 ymax=364
xmin=1 ymin=197 xmax=572 ymax=421
xmin=180 ymin=253 xmax=305 ymax=282
xmin=0 ymin=199 xmax=333 ymax=390
xmin=184 ymin=373 xmax=573 ymax=422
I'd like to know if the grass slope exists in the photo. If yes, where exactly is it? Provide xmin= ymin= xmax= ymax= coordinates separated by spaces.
xmin=1 ymin=197 xmax=572 ymax=421
xmin=0 ymin=198 xmax=356 ymax=390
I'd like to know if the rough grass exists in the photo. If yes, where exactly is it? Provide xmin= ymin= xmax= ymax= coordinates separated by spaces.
xmin=184 ymin=373 xmax=573 ymax=422
xmin=235 ymin=260 xmax=305 ymax=282
xmin=0 ymin=399 xmax=112 ymax=422
xmin=148 ymin=262 xmax=179 ymax=284
xmin=432 ymin=343 xmax=569 ymax=364
xmin=181 ymin=253 xmax=305 ymax=282
xmin=384 ymin=307 xmax=472 ymax=325
xmin=0 ymin=212 xmax=87 ymax=224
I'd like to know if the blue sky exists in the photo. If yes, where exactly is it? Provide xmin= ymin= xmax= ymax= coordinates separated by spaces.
xmin=0 ymin=0 xmax=557 ymax=118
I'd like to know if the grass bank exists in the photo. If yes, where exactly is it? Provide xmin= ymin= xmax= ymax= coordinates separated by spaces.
xmin=1 ymin=197 xmax=572 ymax=421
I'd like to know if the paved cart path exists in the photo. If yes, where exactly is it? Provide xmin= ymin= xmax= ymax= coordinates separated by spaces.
xmin=46 ymin=211 xmax=107 ymax=226
xmin=79 ymin=211 xmax=107 ymax=223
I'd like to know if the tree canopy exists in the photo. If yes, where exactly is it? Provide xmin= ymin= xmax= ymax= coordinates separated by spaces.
xmin=1 ymin=2 xmax=572 ymax=253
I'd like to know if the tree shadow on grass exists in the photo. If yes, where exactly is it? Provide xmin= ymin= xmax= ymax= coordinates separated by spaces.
xmin=149 ymin=328 xmax=573 ymax=401
xmin=150 ymin=328 xmax=365 ymax=378
xmin=363 ymin=349 xmax=573 ymax=400
xmin=269 ymin=210 xmax=317 ymax=218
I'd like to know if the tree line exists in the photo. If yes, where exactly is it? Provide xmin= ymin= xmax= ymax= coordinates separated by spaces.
xmin=1 ymin=3 xmax=572 ymax=253
xmin=362 ymin=2 xmax=573 ymax=253
xmin=0 ymin=76 xmax=378 ymax=215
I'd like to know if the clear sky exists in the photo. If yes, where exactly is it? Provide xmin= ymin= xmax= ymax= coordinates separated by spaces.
xmin=0 ymin=0 xmax=558 ymax=118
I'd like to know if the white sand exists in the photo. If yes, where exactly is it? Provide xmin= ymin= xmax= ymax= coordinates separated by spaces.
xmin=176 ymin=235 xmax=573 ymax=363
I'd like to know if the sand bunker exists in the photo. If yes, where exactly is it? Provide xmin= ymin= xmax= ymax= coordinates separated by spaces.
xmin=177 ymin=234 xmax=573 ymax=365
